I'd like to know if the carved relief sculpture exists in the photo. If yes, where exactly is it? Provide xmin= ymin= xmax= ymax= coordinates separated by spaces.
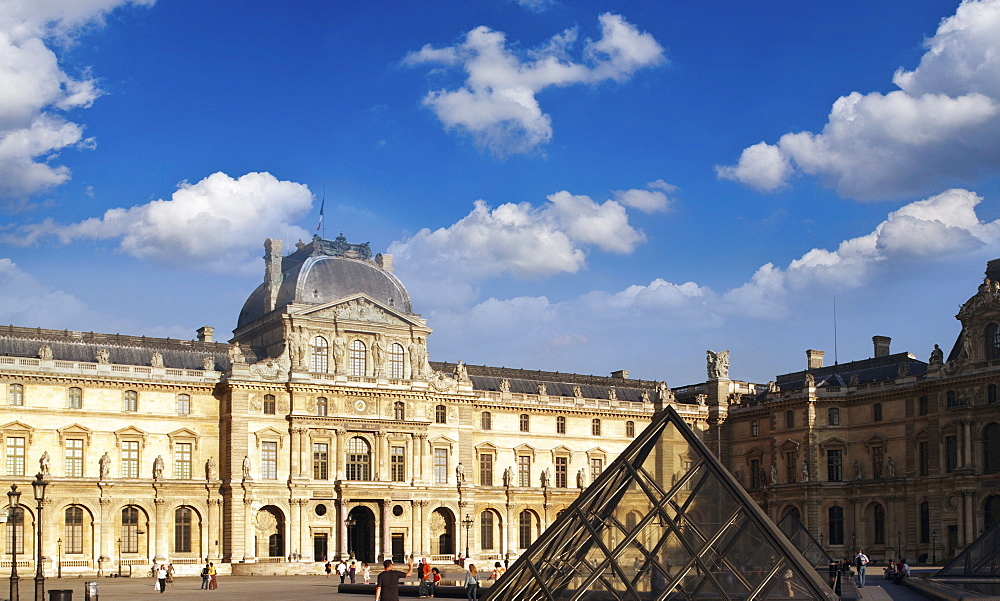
xmin=706 ymin=350 xmax=730 ymax=379
xmin=38 ymin=345 xmax=52 ymax=360
xmin=150 ymin=352 xmax=164 ymax=368
xmin=372 ymin=333 xmax=387 ymax=375
xmin=203 ymin=356 xmax=216 ymax=371
xmin=96 ymin=348 xmax=110 ymax=364
xmin=229 ymin=343 xmax=246 ymax=365
xmin=333 ymin=336 xmax=346 ymax=373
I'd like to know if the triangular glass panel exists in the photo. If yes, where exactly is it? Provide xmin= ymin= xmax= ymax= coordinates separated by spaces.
xmin=937 ymin=519 xmax=1000 ymax=577
xmin=778 ymin=511 xmax=834 ymax=569
xmin=483 ymin=406 xmax=839 ymax=601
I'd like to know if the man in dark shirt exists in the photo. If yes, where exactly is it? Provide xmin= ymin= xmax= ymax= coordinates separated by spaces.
xmin=375 ymin=555 xmax=414 ymax=601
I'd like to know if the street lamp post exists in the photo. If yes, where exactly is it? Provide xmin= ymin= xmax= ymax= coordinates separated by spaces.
xmin=461 ymin=515 xmax=473 ymax=559
xmin=8 ymin=483 xmax=22 ymax=601
xmin=31 ymin=473 xmax=47 ymax=601
xmin=117 ymin=539 xmax=122 ymax=577
xmin=897 ymin=531 xmax=902 ymax=560
xmin=56 ymin=539 xmax=61 ymax=579
xmin=345 ymin=517 xmax=356 ymax=560
xmin=931 ymin=530 xmax=937 ymax=564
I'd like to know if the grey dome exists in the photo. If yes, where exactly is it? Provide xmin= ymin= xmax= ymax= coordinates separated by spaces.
xmin=237 ymin=235 xmax=412 ymax=328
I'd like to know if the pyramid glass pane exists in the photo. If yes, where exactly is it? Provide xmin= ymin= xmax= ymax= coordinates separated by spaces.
xmin=937 ymin=520 xmax=1000 ymax=577
xmin=778 ymin=512 xmax=834 ymax=569
xmin=483 ymin=406 xmax=839 ymax=601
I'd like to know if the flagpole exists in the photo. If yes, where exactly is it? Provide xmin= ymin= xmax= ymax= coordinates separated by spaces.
xmin=317 ymin=189 xmax=326 ymax=239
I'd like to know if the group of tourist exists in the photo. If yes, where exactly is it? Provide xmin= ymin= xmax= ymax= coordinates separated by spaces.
xmin=852 ymin=548 xmax=909 ymax=588
xmin=325 ymin=558 xmax=371 ymax=583
xmin=373 ymin=557 xmax=509 ymax=601
xmin=150 ymin=563 xmax=173 ymax=593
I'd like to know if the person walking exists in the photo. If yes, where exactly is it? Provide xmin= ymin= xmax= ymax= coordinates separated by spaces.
xmin=854 ymin=549 xmax=870 ymax=587
xmin=166 ymin=563 xmax=175 ymax=585
xmin=375 ymin=555 xmax=414 ymax=601
xmin=362 ymin=563 xmax=371 ymax=584
xmin=208 ymin=562 xmax=218 ymax=590
xmin=337 ymin=559 xmax=348 ymax=583
xmin=156 ymin=564 xmax=168 ymax=594
xmin=464 ymin=563 xmax=480 ymax=601
xmin=200 ymin=563 xmax=210 ymax=589
xmin=324 ymin=560 xmax=332 ymax=579
xmin=418 ymin=558 xmax=432 ymax=597
xmin=349 ymin=560 xmax=357 ymax=583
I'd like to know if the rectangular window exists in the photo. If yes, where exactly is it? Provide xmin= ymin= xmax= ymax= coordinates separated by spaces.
xmin=590 ymin=457 xmax=603 ymax=483
xmin=313 ymin=443 xmax=329 ymax=480
xmin=65 ymin=439 xmax=83 ymax=477
xmin=434 ymin=448 xmax=448 ymax=484
xmin=556 ymin=416 xmax=566 ymax=434
xmin=68 ymin=387 xmax=82 ymax=409
xmin=480 ymin=412 xmax=491 ymax=430
xmin=555 ymin=456 xmax=568 ymax=488
xmin=175 ymin=442 xmax=192 ymax=479
xmin=872 ymin=446 xmax=884 ymax=479
xmin=828 ymin=408 xmax=840 ymax=426
xmin=8 ymin=384 xmax=23 ymax=406
xmin=480 ymin=512 xmax=494 ymax=550
xmin=873 ymin=403 xmax=883 ymax=422
xmin=519 ymin=414 xmax=530 ymax=432
xmin=518 ymin=455 xmax=531 ymax=487
xmin=263 ymin=394 xmax=276 ymax=415
xmin=750 ymin=420 xmax=759 ymax=437
xmin=176 ymin=394 xmax=191 ymax=415
xmin=945 ymin=435 xmax=958 ymax=472
xmin=5 ymin=436 xmax=25 ymax=476
xmin=121 ymin=441 xmax=139 ymax=478
xmin=919 ymin=441 xmax=930 ymax=476
xmin=390 ymin=446 xmax=405 ymax=482
xmin=827 ymin=449 xmax=843 ymax=482
xmin=750 ymin=458 xmax=762 ymax=489
xmin=261 ymin=441 xmax=277 ymax=479
xmin=785 ymin=452 xmax=796 ymax=484
xmin=479 ymin=453 xmax=493 ymax=486
xmin=919 ymin=395 xmax=929 ymax=415
xmin=785 ymin=410 xmax=794 ymax=428
xmin=5 ymin=509 xmax=23 ymax=554
xmin=65 ymin=508 xmax=83 ymax=553
xmin=124 ymin=390 xmax=137 ymax=412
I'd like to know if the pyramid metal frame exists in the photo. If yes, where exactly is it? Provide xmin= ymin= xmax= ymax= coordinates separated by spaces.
xmin=777 ymin=512 xmax=834 ymax=570
xmin=936 ymin=518 xmax=1000 ymax=578
xmin=483 ymin=406 xmax=839 ymax=601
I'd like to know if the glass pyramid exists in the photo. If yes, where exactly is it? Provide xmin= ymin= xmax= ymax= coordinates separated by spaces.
xmin=937 ymin=519 xmax=1000 ymax=578
xmin=777 ymin=512 xmax=834 ymax=570
xmin=484 ymin=406 xmax=839 ymax=601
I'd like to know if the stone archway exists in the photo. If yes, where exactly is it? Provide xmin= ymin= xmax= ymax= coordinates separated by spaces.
xmin=430 ymin=507 xmax=455 ymax=556
xmin=256 ymin=506 xmax=285 ymax=558
xmin=348 ymin=506 xmax=376 ymax=563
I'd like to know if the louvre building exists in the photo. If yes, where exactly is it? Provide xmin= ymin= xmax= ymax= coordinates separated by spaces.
xmin=0 ymin=235 xmax=998 ymax=577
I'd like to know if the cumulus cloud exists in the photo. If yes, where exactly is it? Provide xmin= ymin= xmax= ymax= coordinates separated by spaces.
xmin=716 ymin=0 xmax=1000 ymax=200
xmin=11 ymin=172 xmax=314 ymax=272
xmin=388 ymin=189 xmax=645 ymax=310
xmin=0 ymin=0 xmax=155 ymax=203
xmin=404 ymin=13 xmax=664 ymax=157
xmin=511 ymin=0 xmax=554 ymax=12
xmin=611 ymin=179 xmax=678 ymax=212
xmin=0 ymin=257 xmax=91 ymax=326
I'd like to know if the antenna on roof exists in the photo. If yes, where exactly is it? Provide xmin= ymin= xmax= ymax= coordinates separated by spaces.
xmin=833 ymin=295 xmax=839 ymax=365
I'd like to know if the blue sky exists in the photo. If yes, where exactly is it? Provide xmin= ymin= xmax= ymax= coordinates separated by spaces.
xmin=1 ymin=0 xmax=999 ymax=385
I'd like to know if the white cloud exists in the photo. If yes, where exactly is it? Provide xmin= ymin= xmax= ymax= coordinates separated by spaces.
xmin=611 ymin=179 xmax=678 ymax=212
xmin=0 ymin=257 xmax=91 ymax=326
xmin=404 ymin=13 xmax=664 ymax=157
xmin=13 ymin=172 xmax=314 ymax=272
xmin=0 ymin=0 xmax=155 ymax=203
xmin=511 ymin=0 xmax=554 ymax=13
xmin=716 ymin=0 xmax=1000 ymax=200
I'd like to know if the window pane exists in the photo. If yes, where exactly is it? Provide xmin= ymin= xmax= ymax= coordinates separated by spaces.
xmin=479 ymin=453 xmax=493 ymax=486
xmin=122 ymin=507 xmax=139 ymax=553
xmin=435 ymin=405 xmax=447 ymax=424
xmin=176 ymin=394 xmax=191 ymax=415
xmin=5 ymin=436 xmax=24 ymax=476
xmin=175 ymin=442 xmax=192 ymax=479
xmin=263 ymin=394 xmax=276 ymax=415
xmin=388 ymin=343 xmax=404 ymax=379
xmin=8 ymin=383 xmax=23 ymax=406
xmin=68 ymin=387 xmax=82 ymax=409
xmin=313 ymin=443 xmax=329 ymax=480
xmin=121 ymin=441 xmax=139 ymax=478
xmin=394 ymin=402 xmax=405 ymax=421
xmin=480 ymin=511 xmax=494 ymax=550
xmin=434 ymin=448 xmax=448 ymax=484
xmin=590 ymin=458 xmax=603 ymax=482
xmin=65 ymin=507 xmax=83 ymax=553
xmin=591 ymin=419 xmax=601 ymax=436
xmin=66 ymin=439 xmax=83 ymax=477
xmin=174 ymin=507 xmax=192 ymax=553
xmin=316 ymin=397 xmax=327 ymax=416
xmin=261 ymin=441 xmax=277 ymax=479
xmin=390 ymin=446 xmax=405 ymax=482
xmin=311 ymin=336 xmax=329 ymax=373
xmin=519 ymin=414 xmax=529 ymax=432
xmin=124 ymin=390 xmax=137 ymax=412
xmin=518 ymin=455 xmax=531 ymax=487
xmin=556 ymin=416 xmax=565 ymax=434
xmin=827 ymin=449 xmax=842 ymax=482
xmin=481 ymin=411 xmax=491 ymax=430
xmin=349 ymin=340 xmax=366 ymax=376
xmin=555 ymin=456 xmax=567 ymax=488
xmin=346 ymin=437 xmax=370 ymax=481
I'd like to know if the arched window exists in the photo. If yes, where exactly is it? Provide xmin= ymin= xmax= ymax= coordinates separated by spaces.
xmin=311 ymin=336 xmax=329 ymax=373
xmin=827 ymin=506 xmax=844 ymax=546
xmin=480 ymin=511 xmax=495 ymax=550
xmin=986 ymin=323 xmax=1000 ymax=360
xmin=346 ymin=437 xmax=371 ymax=481
xmin=349 ymin=340 xmax=367 ymax=376
xmin=8 ymin=383 xmax=23 ymax=406
xmin=872 ymin=504 xmax=885 ymax=545
xmin=174 ymin=506 xmax=193 ymax=553
xmin=782 ymin=506 xmax=801 ymax=523
xmin=435 ymin=405 xmax=447 ymax=424
xmin=480 ymin=411 xmax=492 ymax=430
xmin=388 ymin=343 xmax=405 ymax=379
xmin=122 ymin=506 xmax=140 ymax=553
xmin=985 ymin=423 xmax=1000 ymax=474
xmin=124 ymin=390 xmax=138 ymax=412
xmin=591 ymin=419 xmax=601 ymax=436
xmin=986 ymin=495 xmax=1000 ymax=530
xmin=626 ymin=421 xmax=635 ymax=437
xmin=65 ymin=506 xmax=84 ymax=553
xmin=518 ymin=510 xmax=537 ymax=548
xmin=394 ymin=401 xmax=405 ymax=421
xmin=176 ymin=394 xmax=191 ymax=415
xmin=556 ymin=416 xmax=566 ymax=434
xmin=316 ymin=397 xmax=328 ymax=416
xmin=263 ymin=394 xmax=276 ymax=415
xmin=519 ymin=414 xmax=530 ymax=432
xmin=920 ymin=502 xmax=930 ymax=544
xmin=68 ymin=387 xmax=83 ymax=409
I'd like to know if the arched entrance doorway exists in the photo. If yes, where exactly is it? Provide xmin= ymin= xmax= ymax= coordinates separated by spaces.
xmin=430 ymin=507 xmax=455 ymax=556
xmin=348 ymin=506 xmax=376 ymax=563
xmin=256 ymin=506 xmax=285 ymax=558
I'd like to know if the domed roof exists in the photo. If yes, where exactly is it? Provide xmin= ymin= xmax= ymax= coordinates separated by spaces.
xmin=237 ymin=235 xmax=412 ymax=328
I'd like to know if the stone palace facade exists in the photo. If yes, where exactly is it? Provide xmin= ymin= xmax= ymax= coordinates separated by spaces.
xmin=1 ymin=235 xmax=997 ymax=576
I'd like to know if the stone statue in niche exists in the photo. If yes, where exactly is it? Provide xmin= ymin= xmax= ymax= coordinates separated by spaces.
xmin=96 ymin=348 xmax=110 ymax=364
xmin=38 ymin=345 xmax=53 ymax=360
xmin=537 ymin=383 xmax=547 ymax=396
xmin=408 ymin=337 xmax=428 ymax=378
xmin=153 ymin=455 xmax=164 ymax=480
xmin=573 ymin=385 xmax=582 ymax=398
xmin=887 ymin=456 xmax=895 ymax=477
xmin=99 ymin=452 xmax=111 ymax=480
xmin=540 ymin=468 xmax=550 ymax=488
xmin=853 ymin=460 xmax=862 ymax=480
xmin=608 ymin=387 xmax=617 ymax=401
xmin=641 ymin=391 xmax=650 ymax=403
xmin=577 ymin=469 xmax=585 ymax=488
xmin=242 ymin=454 xmax=252 ymax=480
xmin=502 ymin=466 xmax=513 ymax=487
xmin=706 ymin=350 xmax=730 ymax=379
xmin=372 ymin=334 xmax=387 ymax=374
xmin=770 ymin=464 xmax=777 ymax=485
xmin=203 ymin=356 xmax=216 ymax=371
xmin=39 ymin=451 xmax=50 ymax=475
xmin=206 ymin=456 xmax=217 ymax=480
xmin=801 ymin=462 xmax=808 ymax=482
xmin=456 ymin=462 xmax=466 ymax=483
xmin=150 ymin=352 xmax=164 ymax=368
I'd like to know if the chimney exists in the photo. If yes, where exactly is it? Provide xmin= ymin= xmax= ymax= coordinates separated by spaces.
xmin=611 ymin=369 xmax=629 ymax=379
xmin=196 ymin=326 xmax=214 ymax=343
xmin=375 ymin=253 xmax=394 ymax=272
xmin=873 ymin=336 xmax=891 ymax=358
xmin=987 ymin=258 xmax=1000 ymax=282
xmin=263 ymin=238 xmax=283 ymax=312
xmin=806 ymin=349 xmax=824 ymax=370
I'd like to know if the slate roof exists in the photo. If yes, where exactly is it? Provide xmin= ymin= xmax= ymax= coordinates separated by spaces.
xmin=0 ymin=325 xmax=231 ymax=371
xmin=774 ymin=351 xmax=927 ymax=391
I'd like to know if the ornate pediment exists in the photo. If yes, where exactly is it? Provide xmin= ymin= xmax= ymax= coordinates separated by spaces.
xmin=114 ymin=426 xmax=149 ymax=448
xmin=295 ymin=295 xmax=421 ymax=328
xmin=254 ymin=427 xmax=285 ymax=449
xmin=0 ymin=420 xmax=35 ymax=443
xmin=57 ymin=423 xmax=93 ymax=445
xmin=167 ymin=428 xmax=200 ymax=449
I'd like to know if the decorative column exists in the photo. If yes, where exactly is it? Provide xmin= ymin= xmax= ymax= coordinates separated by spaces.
xmin=415 ymin=500 xmax=428 ymax=557
xmin=410 ymin=500 xmax=420 ymax=558
xmin=419 ymin=435 xmax=429 ymax=484
xmin=243 ymin=497 xmax=256 ymax=561
xmin=963 ymin=419 xmax=974 ymax=468
xmin=338 ymin=501 xmax=349 ymax=560
xmin=291 ymin=500 xmax=303 ymax=560
xmin=374 ymin=432 xmax=386 ymax=481
xmin=153 ymin=498 xmax=168 ymax=562
xmin=335 ymin=430 xmax=346 ymax=480
xmin=410 ymin=434 xmax=419 ymax=485
xmin=505 ymin=503 xmax=515 ymax=559
xmin=98 ymin=497 xmax=113 ymax=573
xmin=207 ymin=499 xmax=222 ymax=560
xmin=381 ymin=500 xmax=391 ymax=562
